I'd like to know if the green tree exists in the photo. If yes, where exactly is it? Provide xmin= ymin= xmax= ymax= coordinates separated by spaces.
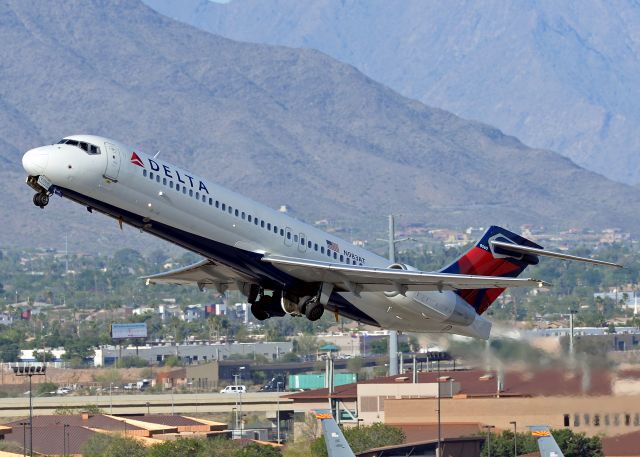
xmin=235 ymin=442 xmax=282 ymax=457
xmin=82 ymin=434 xmax=147 ymax=457
xmin=118 ymin=356 xmax=148 ymax=368
xmin=148 ymin=438 xmax=204 ymax=457
xmin=36 ymin=381 xmax=58 ymax=396
xmin=479 ymin=429 xmax=602 ymax=457
xmin=311 ymin=423 xmax=404 ymax=457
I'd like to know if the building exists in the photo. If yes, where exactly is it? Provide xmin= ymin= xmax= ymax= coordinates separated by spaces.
xmin=285 ymin=368 xmax=640 ymax=440
xmin=94 ymin=341 xmax=293 ymax=366
xmin=1 ymin=413 xmax=228 ymax=455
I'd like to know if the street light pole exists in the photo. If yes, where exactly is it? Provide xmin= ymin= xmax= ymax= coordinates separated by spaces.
xmin=13 ymin=365 xmax=46 ymax=457
xmin=276 ymin=381 xmax=282 ymax=444
xmin=484 ymin=425 xmax=495 ymax=457
xmin=437 ymin=358 xmax=441 ymax=457
xmin=510 ymin=421 xmax=517 ymax=457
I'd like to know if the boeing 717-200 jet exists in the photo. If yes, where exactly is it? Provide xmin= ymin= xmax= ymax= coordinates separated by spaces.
xmin=22 ymin=135 xmax=621 ymax=338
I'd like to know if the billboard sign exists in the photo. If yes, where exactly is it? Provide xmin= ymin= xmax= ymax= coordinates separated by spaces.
xmin=111 ymin=323 xmax=147 ymax=339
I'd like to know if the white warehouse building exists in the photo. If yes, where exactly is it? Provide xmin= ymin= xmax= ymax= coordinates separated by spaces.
xmin=93 ymin=341 xmax=293 ymax=367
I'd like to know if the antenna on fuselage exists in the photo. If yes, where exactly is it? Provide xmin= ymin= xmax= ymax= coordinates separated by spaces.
xmin=153 ymin=151 xmax=161 ymax=159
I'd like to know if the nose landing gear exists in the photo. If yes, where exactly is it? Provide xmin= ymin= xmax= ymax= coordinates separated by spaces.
xmin=33 ymin=192 xmax=49 ymax=209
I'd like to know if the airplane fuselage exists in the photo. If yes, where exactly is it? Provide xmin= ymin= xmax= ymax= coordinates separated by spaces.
xmin=22 ymin=135 xmax=491 ymax=337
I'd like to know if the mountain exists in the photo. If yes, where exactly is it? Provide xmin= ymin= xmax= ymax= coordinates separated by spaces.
xmin=1 ymin=0 xmax=640 ymax=253
xmin=144 ymin=0 xmax=640 ymax=185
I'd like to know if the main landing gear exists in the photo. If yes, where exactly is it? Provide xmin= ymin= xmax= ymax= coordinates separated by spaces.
xmin=248 ymin=285 xmax=326 ymax=322
xmin=32 ymin=192 xmax=49 ymax=209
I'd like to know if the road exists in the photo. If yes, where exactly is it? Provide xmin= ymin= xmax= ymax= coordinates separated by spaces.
xmin=0 ymin=391 xmax=294 ymax=417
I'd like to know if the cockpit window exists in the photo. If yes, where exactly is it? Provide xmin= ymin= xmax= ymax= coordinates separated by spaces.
xmin=57 ymin=139 xmax=101 ymax=155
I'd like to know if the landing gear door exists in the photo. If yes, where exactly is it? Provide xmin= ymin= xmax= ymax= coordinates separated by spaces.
xmin=104 ymin=142 xmax=122 ymax=181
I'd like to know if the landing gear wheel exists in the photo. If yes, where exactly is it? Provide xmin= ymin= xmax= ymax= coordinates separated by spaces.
xmin=305 ymin=302 xmax=325 ymax=321
xmin=251 ymin=303 xmax=270 ymax=321
xmin=33 ymin=192 xmax=49 ymax=209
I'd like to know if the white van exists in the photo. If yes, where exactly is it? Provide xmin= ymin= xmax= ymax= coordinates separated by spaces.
xmin=220 ymin=385 xmax=247 ymax=394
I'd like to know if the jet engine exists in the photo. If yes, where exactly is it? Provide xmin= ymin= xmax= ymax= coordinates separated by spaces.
xmin=384 ymin=263 xmax=477 ymax=326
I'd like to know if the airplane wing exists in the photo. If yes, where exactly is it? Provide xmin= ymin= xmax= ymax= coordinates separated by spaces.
xmin=141 ymin=260 xmax=253 ymax=292
xmin=529 ymin=425 xmax=564 ymax=457
xmin=314 ymin=410 xmax=356 ymax=457
xmin=263 ymin=255 xmax=548 ymax=293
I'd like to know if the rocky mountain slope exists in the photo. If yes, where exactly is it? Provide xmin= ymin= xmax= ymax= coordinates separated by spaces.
xmin=1 ymin=0 xmax=640 ymax=253
xmin=145 ymin=0 xmax=640 ymax=185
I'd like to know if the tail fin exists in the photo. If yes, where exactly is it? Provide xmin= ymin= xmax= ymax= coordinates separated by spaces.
xmin=441 ymin=226 xmax=541 ymax=314
xmin=314 ymin=410 xmax=356 ymax=457
xmin=529 ymin=426 xmax=564 ymax=457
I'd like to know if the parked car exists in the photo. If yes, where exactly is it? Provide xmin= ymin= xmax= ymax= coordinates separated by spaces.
xmin=220 ymin=385 xmax=247 ymax=394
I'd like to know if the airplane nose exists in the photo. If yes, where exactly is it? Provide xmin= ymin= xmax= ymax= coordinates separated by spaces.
xmin=22 ymin=147 xmax=49 ymax=176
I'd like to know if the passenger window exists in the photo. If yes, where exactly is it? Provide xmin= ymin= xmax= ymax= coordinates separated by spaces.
xmin=209 ymin=198 xmax=213 ymax=205
xmin=202 ymin=195 xmax=206 ymax=202
xmin=321 ymin=247 xmax=325 ymax=254
xmin=333 ymin=252 xmax=337 ymax=259
xmin=235 ymin=209 xmax=239 ymax=217
xmin=163 ymin=178 xmax=167 ymax=185
xmin=267 ymin=223 xmax=271 ymax=230
xmin=196 ymin=192 xmax=200 ymax=199
xmin=216 ymin=201 xmax=219 ymax=208
xmin=150 ymin=172 xmax=154 ymax=179
xmin=222 ymin=203 xmax=226 ymax=211
xmin=340 ymin=255 xmax=344 ymax=262
xmin=143 ymin=169 xmax=147 ymax=177
xmin=229 ymin=207 xmax=233 ymax=214
xmin=308 ymin=241 xmax=312 ymax=248
xmin=156 ymin=175 xmax=160 ymax=182
xmin=169 ymin=181 xmax=174 ymax=188
xmin=287 ymin=232 xmax=291 ymax=240
xmin=183 ymin=187 xmax=187 ymax=194
xmin=189 ymin=189 xmax=193 ymax=196
xmin=176 ymin=184 xmax=180 ymax=191
xmin=248 ymin=215 xmax=252 ymax=222
xmin=314 ymin=243 xmax=318 ymax=251
xmin=279 ymin=228 xmax=283 ymax=235
xmin=241 ymin=212 xmax=246 ymax=220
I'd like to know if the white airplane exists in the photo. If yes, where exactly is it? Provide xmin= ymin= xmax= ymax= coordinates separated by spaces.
xmin=22 ymin=135 xmax=621 ymax=338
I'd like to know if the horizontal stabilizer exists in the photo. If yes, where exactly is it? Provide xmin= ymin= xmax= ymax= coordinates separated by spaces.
xmin=490 ymin=240 xmax=622 ymax=268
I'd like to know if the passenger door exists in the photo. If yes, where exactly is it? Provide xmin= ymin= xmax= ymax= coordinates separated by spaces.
xmin=104 ymin=142 xmax=122 ymax=181
xmin=298 ymin=232 xmax=307 ymax=253
xmin=284 ymin=227 xmax=293 ymax=247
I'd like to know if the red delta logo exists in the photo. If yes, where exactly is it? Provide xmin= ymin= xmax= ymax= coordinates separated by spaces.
xmin=130 ymin=152 xmax=144 ymax=167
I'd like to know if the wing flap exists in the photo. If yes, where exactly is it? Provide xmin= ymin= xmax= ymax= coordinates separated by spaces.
xmin=263 ymin=255 xmax=548 ymax=292
xmin=141 ymin=260 xmax=251 ymax=291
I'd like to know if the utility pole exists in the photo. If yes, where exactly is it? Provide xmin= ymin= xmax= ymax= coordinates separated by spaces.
xmin=380 ymin=215 xmax=411 ymax=376
xmin=569 ymin=309 xmax=577 ymax=360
